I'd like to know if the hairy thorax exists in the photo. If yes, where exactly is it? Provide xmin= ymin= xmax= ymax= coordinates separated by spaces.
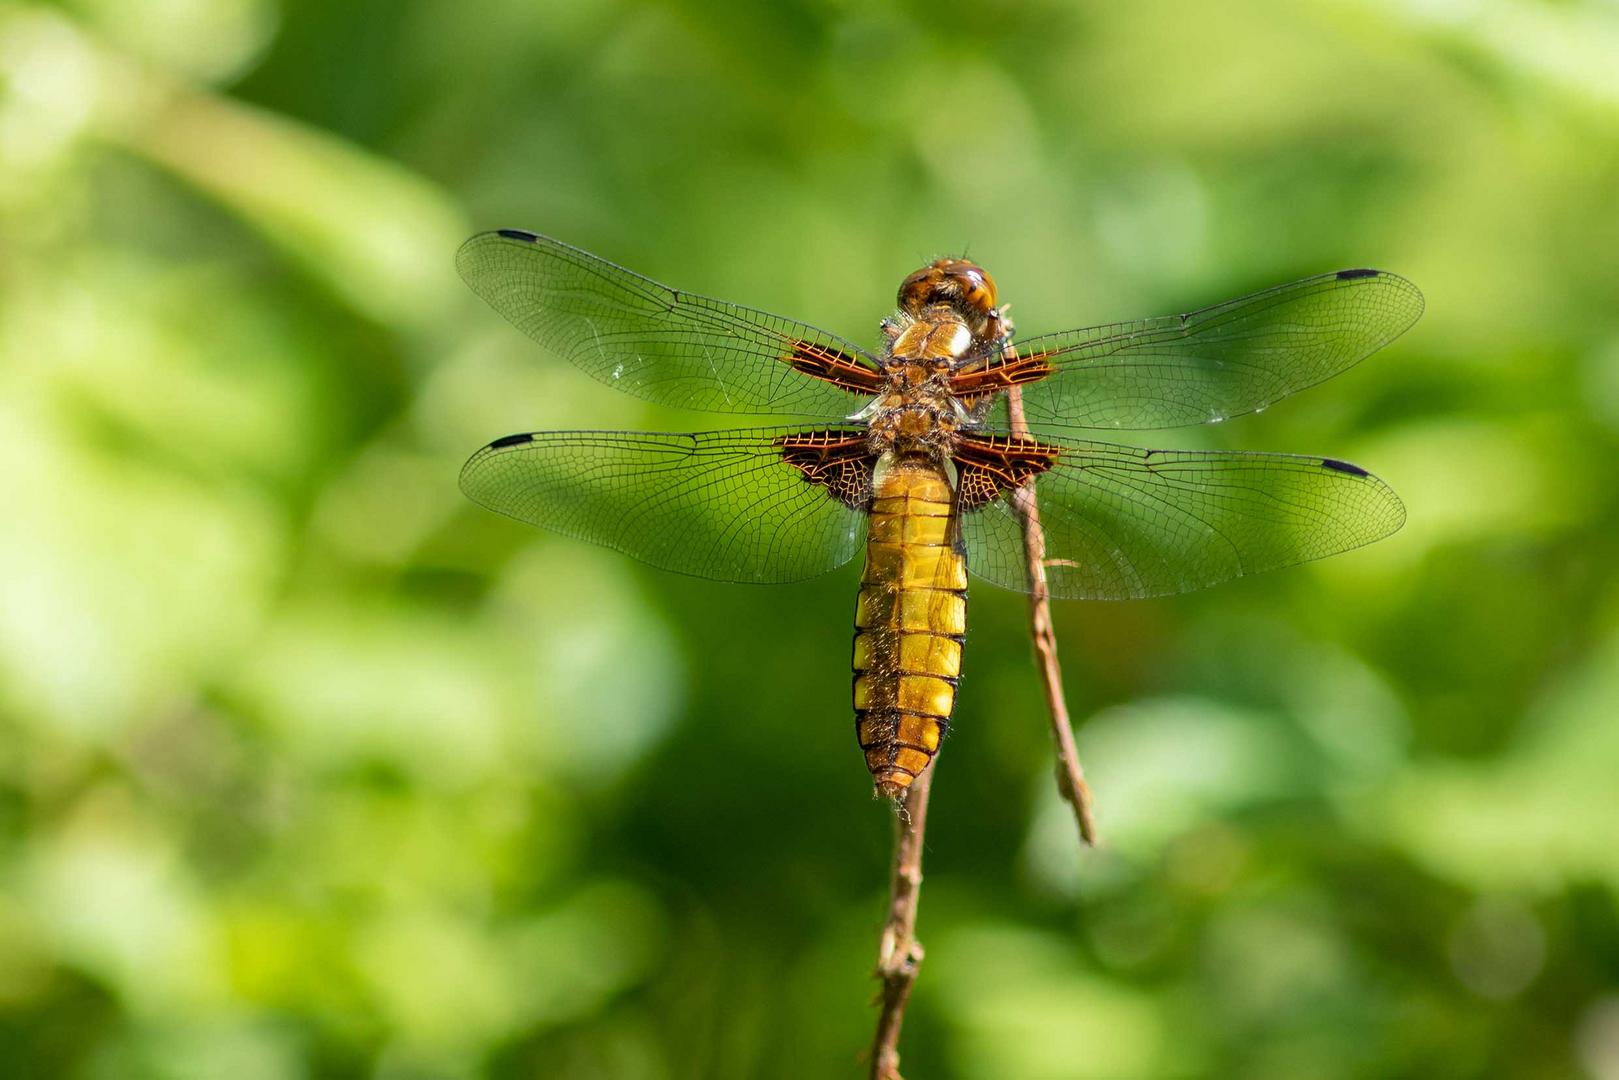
xmin=863 ymin=310 xmax=976 ymax=459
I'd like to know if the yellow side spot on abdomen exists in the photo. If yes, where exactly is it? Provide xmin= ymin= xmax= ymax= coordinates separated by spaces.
xmin=899 ymin=633 xmax=961 ymax=678
xmin=896 ymin=674 xmax=954 ymax=717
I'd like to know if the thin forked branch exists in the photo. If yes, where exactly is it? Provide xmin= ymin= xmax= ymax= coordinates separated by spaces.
xmin=869 ymin=763 xmax=933 ymax=1080
xmin=1006 ymin=381 xmax=1098 ymax=845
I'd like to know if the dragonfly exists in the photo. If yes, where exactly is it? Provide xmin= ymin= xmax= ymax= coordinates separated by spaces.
xmin=457 ymin=230 xmax=1422 ymax=798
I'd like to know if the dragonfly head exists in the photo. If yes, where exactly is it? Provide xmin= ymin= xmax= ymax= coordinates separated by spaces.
xmin=899 ymin=258 xmax=999 ymax=333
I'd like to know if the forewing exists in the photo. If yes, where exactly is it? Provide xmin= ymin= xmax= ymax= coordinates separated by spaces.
xmin=458 ymin=230 xmax=882 ymax=417
xmin=1004 ymin=269 xmax=1423 ymax=431
xmin=960 ymin=440 xmax=1404 ymax=599
xmin=460 ymin=428 xmax=870 ymax=583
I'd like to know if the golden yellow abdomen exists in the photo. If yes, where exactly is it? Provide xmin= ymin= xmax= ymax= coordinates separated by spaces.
xmin=852 ymin=454 xmax=967 ymax=797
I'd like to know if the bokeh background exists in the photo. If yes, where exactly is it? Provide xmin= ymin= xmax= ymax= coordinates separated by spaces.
xmin=3 ymin=1 xmax=1619 ymax=1076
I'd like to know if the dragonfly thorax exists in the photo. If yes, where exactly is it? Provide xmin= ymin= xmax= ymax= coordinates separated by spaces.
xmin=865 ymin=400 xmax=961 ymax=458
xmin=888 ymin=314 xmax=973 ymax=363
xmin=863 ymin=314 xmax=976 ymax=458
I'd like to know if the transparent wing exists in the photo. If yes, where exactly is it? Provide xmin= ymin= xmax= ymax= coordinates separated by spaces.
xmin=460 ymin=428 xmax=869 ymax=584
xmin=1002 ymin=269 xmax=1423 ymax=431
xmin=458 ymin=230 xmax=882 ymax=417
xmin=960 ymin=440 xmax=1404 ymax=599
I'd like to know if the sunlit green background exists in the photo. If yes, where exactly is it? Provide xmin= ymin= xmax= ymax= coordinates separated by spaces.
xmin=4 ymin=1 xmax=1619 ymax=1076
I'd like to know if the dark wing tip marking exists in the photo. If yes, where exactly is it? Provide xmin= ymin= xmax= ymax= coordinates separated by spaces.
xmin=495 ymin=228 xmax=540 ymax=242
xmin=1336 ymin=268 xmax=1380 ymax=280
xmin=1320 ymin=457 xmax=1369 ymax=477
xmin=488 ymin=432 xmax=535 ymax=449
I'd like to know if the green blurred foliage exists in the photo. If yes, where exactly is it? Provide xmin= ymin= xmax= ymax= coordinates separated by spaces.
xmin=2 ymin=0 xmax=1618 ymax=1076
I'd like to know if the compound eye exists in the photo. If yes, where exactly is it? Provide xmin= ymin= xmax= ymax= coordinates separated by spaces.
xmin=897 ymin=259 xmax=1000 ymax=323
xmin=959 ymin=267 xmax=997 ymax=311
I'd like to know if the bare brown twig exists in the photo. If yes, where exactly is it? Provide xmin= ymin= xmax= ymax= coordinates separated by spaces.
xmin=1006 ymin=382 xmax=1098 ymax=845
xmin=869 ymin=763 xmax=933 ymax=1080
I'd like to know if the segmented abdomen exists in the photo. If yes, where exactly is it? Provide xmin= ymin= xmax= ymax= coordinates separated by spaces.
xmin=853 ymin=454 xmax=966 ymax=797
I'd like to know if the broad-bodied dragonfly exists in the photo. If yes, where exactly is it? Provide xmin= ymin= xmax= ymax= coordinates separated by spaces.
xmin=458 ymin=231 xmax=1421 ymax=797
